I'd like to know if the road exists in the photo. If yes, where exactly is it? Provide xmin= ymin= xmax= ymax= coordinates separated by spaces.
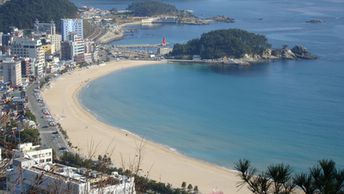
xmin=26 ymin=80 xmax=71 ymax=157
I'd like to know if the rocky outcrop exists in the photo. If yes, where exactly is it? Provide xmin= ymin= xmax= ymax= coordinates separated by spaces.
xmin=306 ymin=19 xmax=322 ymax=24
xmin=291 ymin=45 xmax=317 ymax=59
xmin=209 ymin=16 xmax=235 ymax=23
xmin=281 ymin=47 xmax=296 ymax=59
xmin=268 ymin=45 xmax=316 ymax=60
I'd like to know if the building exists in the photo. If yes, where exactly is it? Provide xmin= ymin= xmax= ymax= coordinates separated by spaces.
xmin=61 ymin=33 xmax=85 ymax=63
xmin=1 ymin=33 xmax=11 ymax=47
xmin=13 ymin=143 xmax=53 ymax=164
xmin=10 ymin=37 xmax=45 ymax=77
xmin=157 ymin=47 xmax=173 ymax=55
xmin=34 ymin=19 xmax=56 ymax=35
xmin=60 ymin=41 xmax=73 ymax=61
xmin=49 ymin=33 xmax=62 ymax=54
xmin=33 ymin=19 xmax=61 ymax=54
xmin=84 ymin=40 xmax=96 ymax=54
xmin=61 ymin=18 xmax=84 ymax=41
xmin=7 ymin=143 xmax=136 ymax=194
xmin=0 ymin=32 xmax=3 ymax=47
xmin=21 ymin=58 xmax=32 ymax=78
xmin=1 ymin=58 xmax=22 ymax=86
xmin=68 ymin=34 xmax=85 ymax=59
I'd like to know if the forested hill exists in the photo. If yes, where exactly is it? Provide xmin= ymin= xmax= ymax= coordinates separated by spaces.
xmin=170 ymin=29 xmax=272 ymax=59
xmin=0 ymin=0 xmax=78 ymax=32
xmin=127 ymin=0 xmax=179 ymax=17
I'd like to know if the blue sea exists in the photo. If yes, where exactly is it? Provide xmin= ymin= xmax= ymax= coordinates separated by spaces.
xmin=74 ymin=0 xmax=344 ymax=170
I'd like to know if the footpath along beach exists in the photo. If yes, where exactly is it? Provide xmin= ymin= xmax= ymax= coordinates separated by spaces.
xmin=41 ymin=60 xmax=248 ymax=194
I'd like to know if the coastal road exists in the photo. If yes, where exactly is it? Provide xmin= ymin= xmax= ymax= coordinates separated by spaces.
xmin=26 ymin=81 xmax=71 ymax=157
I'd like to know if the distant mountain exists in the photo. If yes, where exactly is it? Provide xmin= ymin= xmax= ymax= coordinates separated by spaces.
xmin=0 ymin=0 xmax=78 ymax=32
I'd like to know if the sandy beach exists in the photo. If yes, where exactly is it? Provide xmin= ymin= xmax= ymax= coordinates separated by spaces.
xmin=41 ymin=60 xmax=248 ymax=194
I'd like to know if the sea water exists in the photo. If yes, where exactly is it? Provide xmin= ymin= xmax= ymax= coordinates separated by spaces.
xmin=75 ymin=0 xmax=344 ymax=170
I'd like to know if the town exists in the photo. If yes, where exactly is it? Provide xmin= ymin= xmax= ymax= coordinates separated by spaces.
xmin=0 ymin=5 xmax=178 ymax=192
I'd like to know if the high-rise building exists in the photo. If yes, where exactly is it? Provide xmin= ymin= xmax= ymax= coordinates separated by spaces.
xmin=60 ymin=41 xmax=73 ymax=61
xmin=61 ymin=18 xmax=84 ymax=41
xmin=1 ymin=33 xmax=12 ymax=47
xmin=0 ymin=32 xmax=3 ymax=47
xmin=69 ymin=34 xmax=85 ymax=59
xmin=11 ymin=37 xmax=45 ymax=77
xmin=49 ymin=34 xmax=62 ymax=54
xmin=1 ymin=58 xmax=22 ymax=86
xmin=21 ymin=58 xmax=32 ymax=77
xmin=60 ymin=33 xmax=85 ymax=63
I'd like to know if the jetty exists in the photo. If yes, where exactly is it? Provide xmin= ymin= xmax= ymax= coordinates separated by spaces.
xmin=114 ymin=44 xmax=163 ymax=49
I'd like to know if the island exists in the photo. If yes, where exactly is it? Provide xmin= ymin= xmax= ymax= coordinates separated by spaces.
xmin=168 ymin=29 xmax=317 ymax=65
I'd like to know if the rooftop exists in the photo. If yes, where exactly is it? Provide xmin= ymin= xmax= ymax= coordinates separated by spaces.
xmin=30 ymin=162 xmax=122 ymax=187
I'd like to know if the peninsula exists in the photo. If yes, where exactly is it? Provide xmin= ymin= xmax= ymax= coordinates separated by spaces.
xmin=168 ymin=29 xmax=317 ymax=65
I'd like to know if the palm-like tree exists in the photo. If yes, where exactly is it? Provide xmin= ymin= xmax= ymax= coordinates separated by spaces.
xmin=294 ymin=159 xmax=344 ymax=194
xmin=266 ymin=164 xmax=295 ymax=194
xmin=235 ymin=159 xmax=272 ymax=194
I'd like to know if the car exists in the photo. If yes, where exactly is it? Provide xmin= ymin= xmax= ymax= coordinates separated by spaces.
xmin=52 ymin=131 xmax=58 ymax=134
xmin=59 ymin=147 xmax=69 ymax=152
xmin=42 ymin=125 xmax=48 ymax=128
xmin=49 ymin=121 xmax=56 ymax=126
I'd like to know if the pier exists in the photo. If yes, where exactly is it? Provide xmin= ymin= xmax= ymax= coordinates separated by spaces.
xmin=114 ymin=44 xmax=163 ymax=49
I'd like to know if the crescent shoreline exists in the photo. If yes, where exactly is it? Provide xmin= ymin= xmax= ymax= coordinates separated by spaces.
xmin=41 ymin=60 xmax=248 ymax=194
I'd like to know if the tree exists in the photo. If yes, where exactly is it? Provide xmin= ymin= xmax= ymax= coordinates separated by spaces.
xmin=194 ymin=185 xmax=199 ymax=193
xmin=187 ymin=184 xmax=193 ymax=192
xmin=235 ymin=159 xmax=344 ymax=194
xmin=181 ymin=181 xmax=187 ymax=190
xmin=127 ymin=0 xmax=178 ymax=17
xmin=170 ymin=29 xmax=271 ymax=59
xmin=235 ymin=159 xmax=294 ymax=194
xmin=0 ymin=0 xmax=78 ymax=32
xmin=266 ymin=164 xmax=295 ymax=194
xmin=235 ymin=159 xmax=270 ymax=194
xmin=294 ymin=160 xmax=344 ymax=194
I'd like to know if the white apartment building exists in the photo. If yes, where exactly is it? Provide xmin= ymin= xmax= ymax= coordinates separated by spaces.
xmin=70 ymin=35 xmax=85 ymax=58
xmin=1 ymin=58 xmax=22 ymax=86
xmin=7 ymin=143 xmax=136 ymax=194
xmin=13 ymin=143 xmax=53 ymax=164
xmin=61 ymin=18 xmax=84 ymax=41
xmin=11 ymin=37 xmax=45 ymax=77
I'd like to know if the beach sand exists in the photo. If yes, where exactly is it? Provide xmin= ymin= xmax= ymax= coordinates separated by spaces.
xmin=41 ymin=60 xmax=248 ymax=194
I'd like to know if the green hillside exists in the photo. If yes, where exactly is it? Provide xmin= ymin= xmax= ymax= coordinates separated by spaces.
xmin=0 ymin=0 xmax=78 ymax=32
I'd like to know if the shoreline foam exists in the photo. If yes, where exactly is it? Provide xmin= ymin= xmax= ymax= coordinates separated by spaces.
xmin=41 ymin=60 xmax=248 ymax=194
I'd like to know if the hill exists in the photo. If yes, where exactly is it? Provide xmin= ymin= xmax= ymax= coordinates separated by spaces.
xmin=127 ymin=0 xmax=179 ymax=17
xmin=0 ymin=0 xmax=78 ymax=32
xmin=170 ymin=29 xmax=271 ymax=59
